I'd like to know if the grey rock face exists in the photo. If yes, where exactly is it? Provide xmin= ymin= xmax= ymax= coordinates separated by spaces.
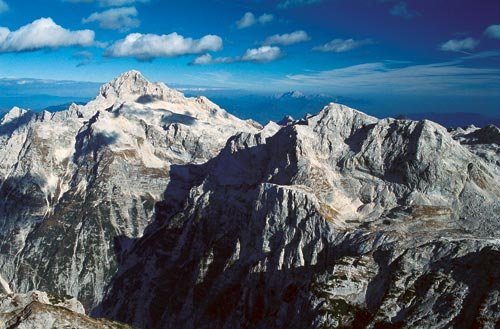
xmin=98 ymin=104 xmax=500 ymax=328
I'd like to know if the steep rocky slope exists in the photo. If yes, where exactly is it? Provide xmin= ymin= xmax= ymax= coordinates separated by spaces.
xmin=0 ymin=290 xmax=130 ymax=328
xmin=98 ymin=104 xmax=500 ymax=328
xmin=0 ymin=71 xmax=260 ymax=310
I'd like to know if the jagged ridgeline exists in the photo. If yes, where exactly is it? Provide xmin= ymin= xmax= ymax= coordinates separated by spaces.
xmin=0 ymin=71 xmax=499 ymax=329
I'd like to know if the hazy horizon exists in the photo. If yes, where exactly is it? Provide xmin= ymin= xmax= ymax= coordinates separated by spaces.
xmin=1 ymin=71 xmax=499 ymax=129
xmin=0 ymin=0 xmax=499 ymax=124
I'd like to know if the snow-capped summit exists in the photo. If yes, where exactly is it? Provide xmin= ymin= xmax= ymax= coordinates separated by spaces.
xmin=1 ymin=106 xmax=29 ymax=124
xmin=97 ymin=70 xmax=183 ymax=103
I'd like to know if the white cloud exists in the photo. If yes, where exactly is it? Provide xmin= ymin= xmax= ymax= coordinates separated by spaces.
xmin=64 ymin=0 xmax=149 ymax=7
xmin=461 ymin=50 xmax=500 ymax=60
xmin=236 ymin=12 xmax=274 ymax=29
xmin=236 ymin=12 xmax=255 ymax=29
xmin=192 ymin=46 xmax=282 ymax=65
xmin=263 ymin=30 xmax=310 ymax=46
xmin=0 ymin=18 xmax=95 ymax=53
xmin=242 ymin=46 xmax=281 ymax=62
xmin=192 ymin=53 xmax=216 ymax=65
xmin=485 ymin=24 xmax=500 ymax=39
xmin=105 ymin=32 xmax=223 ymax=61
xmin=191 ymin=54 xmax=232 ymax=65
xmin=83 ymin=6 xmax=139 ymax=32
xmin=281 ymin=59 xmax=500 ymax=95
xmin=277 ymin=0 xmax=321 ymax=9
xmin=313 ymin=38 xmax=373 ymax=52
xmin=440 ymin=37 xmax=479 ymax=52
xmin=0 ymin=0 xmax=8 ymax=13
xmin=99 ymin=0 xmax=147 ymax=5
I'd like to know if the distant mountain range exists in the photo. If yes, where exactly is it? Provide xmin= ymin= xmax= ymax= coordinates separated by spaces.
xmin=397 ymin=111 xmax=500 ymax=128
xmin=192 ymin=90 xmax=373 ymax=125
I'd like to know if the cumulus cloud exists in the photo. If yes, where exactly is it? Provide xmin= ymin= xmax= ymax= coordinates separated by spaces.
xmin=263 ymin=30 xmax=310 ymax=46
xmin=105 ymin=32 xmax=223 ymax=61
xmin=192 ymin=46 xmax=282 ymax=65
xmin=64 ymin=0 xmax=149 ymax=7
xmin=277 ymin=0 xmax=322 ymax=9
xmin=313 ymin=38 xmax=373 ymax=53
xmin=484 ymin=24 xmax=500 ymax=39
xmin=0 ymin=0 xmax=8 ymax=13
xmin=0 ymin=18 xmax=95 ymax=53
xmin=236 ymin=12 xmax=274 ymax=29
xmin=83 ymin=6 xmax=139 ymax=32
xmin=191 ymin=53 xmax=213 ymax=65
xmin=440 ymin=37 xmax=479 ymax=52
xmin=242 ymin=46 xmax=281 ymax=62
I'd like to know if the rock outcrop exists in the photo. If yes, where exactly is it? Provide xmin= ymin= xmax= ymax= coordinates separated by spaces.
xmin=0 ymin=291 xmax=130 ymax=329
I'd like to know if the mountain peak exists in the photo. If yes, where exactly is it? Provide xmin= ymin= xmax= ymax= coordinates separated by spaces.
xmin=2 ymin=106 xmax=29 ymax=124
xmin=277 ymin=90 xmax=305 ymax=99
xmin=114 ymin=70 xmax=147 ymax=84
xmin=98 ymin=70 xmax=180 ymax=102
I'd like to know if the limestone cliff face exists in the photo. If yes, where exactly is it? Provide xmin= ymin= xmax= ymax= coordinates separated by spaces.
xmin=1 ymin=72 xmax=499 ymax=329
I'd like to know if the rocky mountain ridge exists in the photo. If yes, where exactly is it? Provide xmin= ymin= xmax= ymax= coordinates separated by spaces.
xmin=0 ymin=289 xmax=131 ymax=329
xmin=0 ymin=71 xmax=499 ymax=328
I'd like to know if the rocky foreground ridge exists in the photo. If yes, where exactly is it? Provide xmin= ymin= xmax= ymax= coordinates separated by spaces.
xmin=0 ymin=71 xmax=499 ymax=328
xmin=0 ymin=289 xmax=131 ymax=329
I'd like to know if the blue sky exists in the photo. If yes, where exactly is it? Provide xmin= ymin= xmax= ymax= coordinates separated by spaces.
xmin=0 ymin=0 xmax=499 ymax=116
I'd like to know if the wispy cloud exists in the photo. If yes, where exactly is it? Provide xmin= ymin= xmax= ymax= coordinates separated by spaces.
xmin=192 ymin=46 xmax=282 ymax=65
xmin=461 ymin=49 xmax=500 ymax=60
xmin=280 ymin=56 xmax=500 ymax=95
xmin=390 ymin=2 xmax=417 ymax=19
xmin=277 ymin=0 xmax=322 ymax=9
xmin=82 ymin=6 xmax=139 ymax=32
xmin=313 ymin=38 xmax=373 ymax=52
xmin=440 ymin=37 xmax=479 ymax=52
xmin=236 ymin=12 xmax=274 ymax=29
xmin=485 ymin=24 xmax=500 ymax=39
xmin=0 ymin=0 xmax=8 ymax=13
xmin=73 ymin=50 xmax=93 ymax=66
xmin=263 ymin=31 xmax=310 ymax=46
xmin=0 ymin=18 xmax=95 ymax=53
xmin=64 ymin=0 xmax=149 ymax=7
xmin=105 ymin=32 xmax=222 ymax=61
